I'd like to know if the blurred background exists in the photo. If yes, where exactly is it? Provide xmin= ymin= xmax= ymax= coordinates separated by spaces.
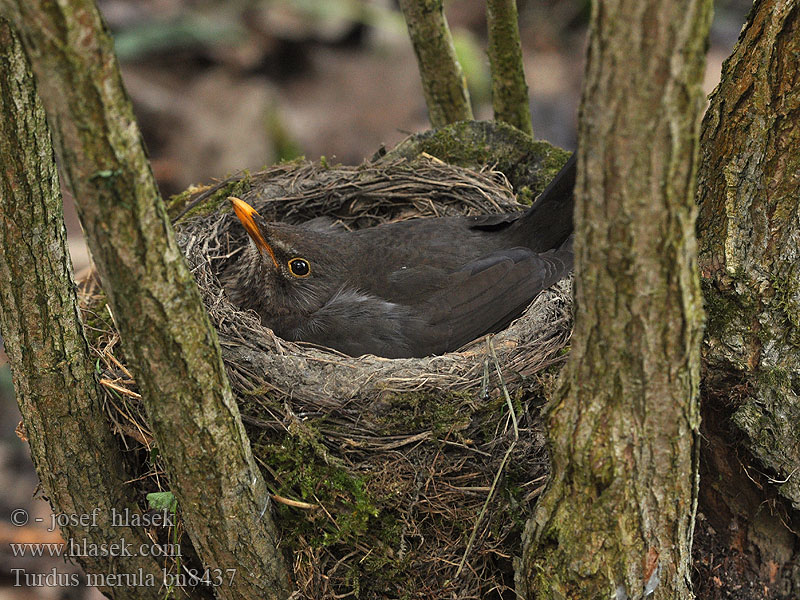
xmin=1 ymin=0 xmax=751 ymax=597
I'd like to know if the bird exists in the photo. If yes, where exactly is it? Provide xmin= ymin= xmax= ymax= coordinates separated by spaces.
xmin=223 ymin=154 xmax=576 ymax=359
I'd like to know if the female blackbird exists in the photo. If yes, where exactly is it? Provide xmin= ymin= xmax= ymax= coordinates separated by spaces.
xmin=225 ymin=155 xmax=575 ymax=358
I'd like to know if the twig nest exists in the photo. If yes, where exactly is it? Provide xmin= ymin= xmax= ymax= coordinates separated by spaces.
xmin=121 ymin=122 xmax=573 ymax=598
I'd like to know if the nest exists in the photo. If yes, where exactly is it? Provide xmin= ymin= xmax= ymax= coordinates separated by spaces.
xmin=84 ymin=136 xmax=573 ymax=599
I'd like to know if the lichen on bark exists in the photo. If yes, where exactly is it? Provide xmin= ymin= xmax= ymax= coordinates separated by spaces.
xmin=520 ymin=0 xmax=712 ymax=597
xmin=696 ymin=0 xmax=800 ymax=510
xmin=6 ymin=2 xmax=291 ymax=597
xmin=0 ymin=18 xmax=164 ymax=599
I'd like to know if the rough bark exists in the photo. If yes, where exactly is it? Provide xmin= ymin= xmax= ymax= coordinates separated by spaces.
xmin=697 ymin=0 xmax=800 ymax=508
xmin=520 ymin=0 xmax=711 ymax=598
xmin=3 ymin=2 xmax=290 ymax=598
xmin=695 ymin=0 xmax=800 ymax=593
xmin=398 ymin=0 xmax=473 ymax=127
xmin=0 ymin=19 xmax=163 ymax=599
xmin=486 ymin=0 xmax=534 ymax=136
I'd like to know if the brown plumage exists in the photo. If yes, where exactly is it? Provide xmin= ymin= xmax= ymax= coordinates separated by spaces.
xmin=223 ymin=155 xmax=575 ymax=358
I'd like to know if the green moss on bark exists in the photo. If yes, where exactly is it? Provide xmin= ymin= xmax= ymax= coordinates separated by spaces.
xmin=486 ymin=0 xmax=533 ymax=135
xmin=0 ymin=19 xmax=165 ymax=599
xmin=521 ymin=0 xmax=712 ymax=596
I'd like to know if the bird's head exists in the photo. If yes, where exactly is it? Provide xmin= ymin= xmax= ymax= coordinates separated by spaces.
xmin=227 ymin=197 xmax=348 ymax=328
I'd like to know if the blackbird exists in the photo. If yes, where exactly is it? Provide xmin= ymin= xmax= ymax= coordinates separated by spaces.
xmin=224 ymin=155 xmax=576 ymax=358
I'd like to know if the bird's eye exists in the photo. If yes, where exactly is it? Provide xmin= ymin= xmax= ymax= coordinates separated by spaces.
xmin=288 ymin=258 xmax=311 ymax=278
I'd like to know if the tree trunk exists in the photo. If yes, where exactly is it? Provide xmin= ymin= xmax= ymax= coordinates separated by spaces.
xmin=697 ymin=0 xmax=800 ymax=510
xmin=520 ymin=0 xmax=711 ymax=598
xmin=0 ymin=19 xmax=164 ymax=599
xmin=695 ymin=0 xmax=800 ymax=595
xmin=3 ymin=2 xmax=291 ymax=597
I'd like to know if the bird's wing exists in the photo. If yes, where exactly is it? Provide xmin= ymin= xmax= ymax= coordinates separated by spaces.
xmin=298 ymin=287 xmax=423 ymax=358
xmin=300 ymin=243 xmax=572 ymax=359
xmin=466 ymin=212 xmax=524 ymax=231
xmin=408 ymin=245 xmax=573 ymax=355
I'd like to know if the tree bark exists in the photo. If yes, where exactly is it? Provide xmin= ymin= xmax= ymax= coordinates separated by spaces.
xmin=0 ymin=19 xmax=163 ymax=599
xmin=695 ymin=0 xmax=800 ymax=593
xmin=398 ymin=0 xmax=474 ymax=127
xmin=486 ymin=0 xmax=534 ymax=136
xmin=3 ymin=2 xmax=291 ymax=598
xmin=697 ymin=0 xmax=800 ymax=508
xmin=520 ymin=0 xmax=711 ymax=598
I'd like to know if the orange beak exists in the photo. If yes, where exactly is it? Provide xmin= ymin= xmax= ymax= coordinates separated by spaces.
xmin=229 ymin=197 xmax=279 ymax=269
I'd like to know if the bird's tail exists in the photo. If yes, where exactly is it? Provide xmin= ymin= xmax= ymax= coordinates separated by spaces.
xmin=523 ymin=152 xmax=576 ymax=252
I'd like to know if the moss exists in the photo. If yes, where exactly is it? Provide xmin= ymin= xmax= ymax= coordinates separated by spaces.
xmin=701 ymin=278 xmax=755 ymax=342
xmin=236 ymin=386 xmax=285 ymax=419
xmin=372 ymin=390 xmax=475 ymax=437
xmin=358 ymin=544 xmax=413 ymax=593
xmin=703 ymin=265 xmax=800 ymax=376
xmin=767 ymin=270 xmax=800 ymax=347
xmin=255 ymin=421 xmax=431 ymax=595
xmin=516 ymin=185 xmax=535 ymax=205
xmin=731 ymin=402 xmax=773 ymax=450
xmin=80 ymin=290 xmax=130 ymax=366
xmin=250 ymin=377 xmax=541 ymax=596
xmin=757 ymin=367 xmax=792 ymax=389
xmin=165 ymin=187 xmax=196 ymax=219
xmin=473 ymin=393 xmax=510 ymax=438
xmin=384 ymin=120 xmax=570 ymax=200
xmin=81 ymin=291 xmax=109 ymax=346
xmin=256 ymin=425 xmax=381 ymax=548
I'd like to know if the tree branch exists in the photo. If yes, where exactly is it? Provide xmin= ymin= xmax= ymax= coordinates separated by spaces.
xmin=4 ymin=2 xmax=291 ymax=597
xmin=486 ymin=0 xmax=533 ymax=136
xmin=398 ymin=0 xmax=474 ymax=127
xmin=0 ymin=19 xmax=163 ymax=599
